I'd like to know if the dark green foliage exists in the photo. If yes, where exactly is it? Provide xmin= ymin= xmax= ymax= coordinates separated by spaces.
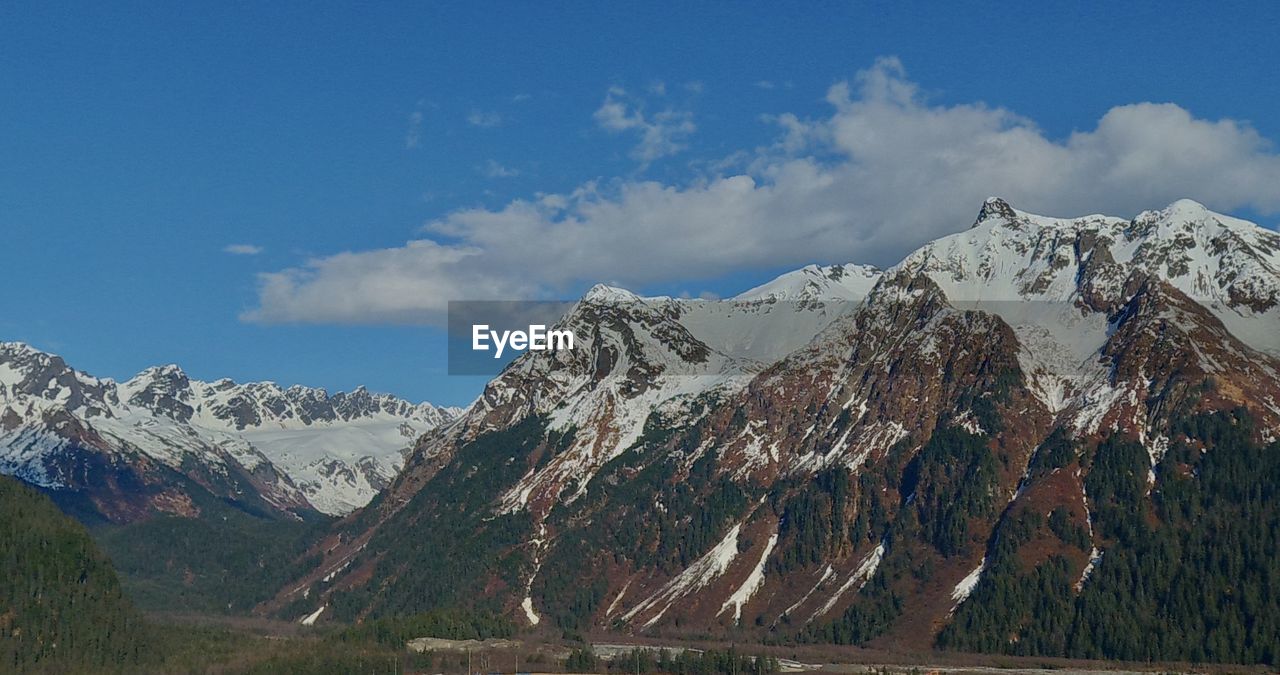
xmin=808 ymin=427 xmax=1003 ymax=646
xmin=902 ymin=427 xmax=999 ymax=558
xmin=940 ymin=410 xmax=1280 ymax=665
xmin=773 ymin=467 xmax=853 ymax=573
xmin=233 ymin=646 xmax=434 ymax=675
xmin=1082 ymin=435 xmax=1150 ymax=543
xmin=144 ymin=622 xmax=437 ymax=674
xmin=804 ymin=543 xmax=907 ymax=645
xmin=536 ymin=411 xmax=755 ymax=630
xmin=532 ymin=535 xmax=609 ymax=632
xmin=1029 ymin=428 xmax=1076 ymax=477
xmin=937 ymin=509 xmax=1075 ymax=655
xmin=538 ymin=424 xmax=579 ymax=468
xmin=327 ymin=416 xmax=542 ymax=620
xmin=601 ymin=647 xmax=781 ymax=675
xmin=93 ymin=509 xmax=325 ymax=614
xmin=334 ymin=608 xmax=514 ymax=648
xmin=955 ymin=363 xmax=1021 ymax=434
xmin=1047 ymin=507 xmax=1090 ymax=551
xmin=0 ymin=475 xmax=148 ymax=672
xmin=565 ymin=646 xmax=598 ymax=672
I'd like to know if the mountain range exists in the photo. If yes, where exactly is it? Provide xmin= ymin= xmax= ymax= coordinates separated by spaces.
xmin=4 ymin=197 xmax=1279 ymax=665
xmin=259 ymin=198 xmax=1280 ymax=663
xmin=0 ymin=342 xmax=461 ymax=518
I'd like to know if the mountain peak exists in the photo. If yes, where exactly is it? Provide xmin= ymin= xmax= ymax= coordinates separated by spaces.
xmin=135 ymin=363 xmax=187 ymax=380
xmin=0 ymin=341 xmax=37 ymax=355
xmin=735 ymin=263 xmax=881 ymax=303
xmin=973 ymin=196 xmax=1019 ymax=227
xmin=583 ymin=284 xmax=641 ymax=304
xmin=1165 ymin=197 xmax=1210 ymax=214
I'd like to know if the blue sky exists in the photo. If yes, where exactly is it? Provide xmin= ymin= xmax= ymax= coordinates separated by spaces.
xmin=4 ymin=2 xmax=1280 ymax=406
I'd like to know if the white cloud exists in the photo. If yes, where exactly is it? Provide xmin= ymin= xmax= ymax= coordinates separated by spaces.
xmin=224 ymin=244 xmax=264 ymax=256
xmin=754 ymin=80 xmax=776 ymax=90
xmin=593 ymin=87 xmax=696 ymax=165
xmin=481 ymin=160 xmax=519 ymax=178
xmin=467 ymin=110 xmax=504 ymax=128
xmin=248 ymin=57 xmax=1280 ymax=325
xmin=242 ymin=241 xmax=531 ymax=324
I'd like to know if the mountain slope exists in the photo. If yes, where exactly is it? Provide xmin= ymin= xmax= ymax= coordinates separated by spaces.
xmin=268 ymin=199 xmax=1277 ymax=665
xmin=0 ymin=474 xmax=149 ymax=671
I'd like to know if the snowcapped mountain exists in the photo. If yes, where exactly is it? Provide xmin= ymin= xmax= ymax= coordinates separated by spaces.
xmin=0 ymin=343 xmax=461 ymax=518
xmin=270 ymin=196 xmax=1280 ymax=660
xmin=735 ymin=263 xmax=882 ymax=303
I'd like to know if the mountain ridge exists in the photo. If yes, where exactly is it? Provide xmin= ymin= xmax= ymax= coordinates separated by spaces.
xmin=0 ymin=341 xmax=462 ymax=517
xmin=263 ymin=198 xmax=1280 ymax=667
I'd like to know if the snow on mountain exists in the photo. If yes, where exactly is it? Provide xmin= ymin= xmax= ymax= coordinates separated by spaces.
xmin=735 ymin=263 xmax=882 ymax=303
xmin=0 ymin=342 xmax=461 ymax=515
xmin=893 ymin=197 xmax=1280 ymax=415
xmin=273 ymin=197 xmax=1280 ymax=636
xmin=409 ymin=196 xmax=1280 ymax=526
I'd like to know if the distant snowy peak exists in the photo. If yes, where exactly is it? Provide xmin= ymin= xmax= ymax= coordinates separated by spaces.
xmin=119 ymin=367 xmax=459 ymax=431
xmin=581 ymin=283 xmax=645 ymax=305
xmin=735 ymin=263 xmax=882 ymax=303
xmin=903 ymin=197 xmax=1280 ymax=314
xmin=1 ymin=343 xmax=463 ymax=516
xmin=890 ymin=197 xmax=1280 ymax=414
xmin=0 ymin=342 xmax=118 ymax=417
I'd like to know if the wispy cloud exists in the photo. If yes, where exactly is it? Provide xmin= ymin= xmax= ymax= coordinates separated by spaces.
xmin=224 ymin=244 xmax=264 ymax=256
xmin=754 ymin=80 xmax=776 ymax=90
xmin=593 ymin=87 xmax=696 ymax=165
xmin=405 ymin=108 xmax=424 ymax=149
xmin=481 ymin=160 xmax=519 ymax=178
xmin=467 ymin=110 xmax=504 ymax=128
xmin=248 ymin=57 xmax=1280 ymax=325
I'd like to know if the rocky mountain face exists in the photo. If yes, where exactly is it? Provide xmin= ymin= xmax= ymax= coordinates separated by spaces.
xmin=271 ymin=198 xmax=1280 ymax=664
xmin=0 ymin=344 xmax=461 ymax=519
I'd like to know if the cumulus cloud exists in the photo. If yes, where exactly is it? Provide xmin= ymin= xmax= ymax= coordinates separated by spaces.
xmin=224 ymin=244 xmax=264 ymax=255
xmin=247 ymin=57 xmax=1280 ymax=325
xmin=242 ymin=241 xmax=531 ymax=324
xmin=593 ymin=87 xmax=696 ymax=164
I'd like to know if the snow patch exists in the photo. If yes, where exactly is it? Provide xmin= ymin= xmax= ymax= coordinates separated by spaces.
xmin=521 ymin=596 xmax=541 ymax=626
xmin=950 ymin=557 xmax=987 ymax=611
xmin=811 ymin=540 xmax=884 ymax=622
xmin=621 ymin=523 xmax=742 ymax=629
xmin=719 ymin=532 xmax=779 ymax=624
xmin=300 ymin=605 xmax=326 ymax=626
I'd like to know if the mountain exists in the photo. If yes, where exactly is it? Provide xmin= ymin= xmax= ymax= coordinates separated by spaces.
xmin=116 ymin=365 xmax=461 ymax=515
xmin=0 ymin=342 xmax=462 ymax=518
xmin=1 ymin=474 xmax=149 ymax=671
xmin=270 ymin=198 xmax=1280 ymax=665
